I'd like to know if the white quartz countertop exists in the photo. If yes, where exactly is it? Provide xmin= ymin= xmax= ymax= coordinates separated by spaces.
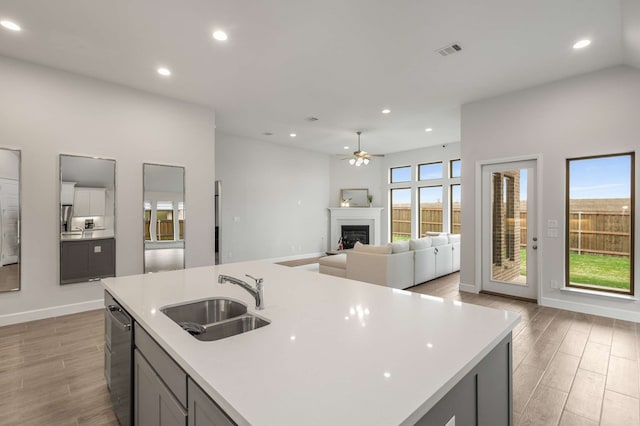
xmin=102 ymin=261 xmax=519 ymax=426
xmin=61 ymin=229 xmax=114 ymax=241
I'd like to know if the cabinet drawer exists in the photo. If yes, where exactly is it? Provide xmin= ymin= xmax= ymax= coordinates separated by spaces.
xmin=135 ymin=323 xmax=187 ymax=407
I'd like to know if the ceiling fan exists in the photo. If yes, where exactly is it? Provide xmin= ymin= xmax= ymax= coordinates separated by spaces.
xmin=343 ymin=131 xmax=384 ymax=166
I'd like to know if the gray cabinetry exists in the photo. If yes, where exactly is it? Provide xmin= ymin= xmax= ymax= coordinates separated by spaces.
xmin=416 ymin=333 xmax=513 ymax=426
xmin=135 ymin=350 xmax=187 ymax=426
xmin=60 ymin=238 xmax=115 ymax=284
xmin=188 ymin=378 xmax=235 ymax=426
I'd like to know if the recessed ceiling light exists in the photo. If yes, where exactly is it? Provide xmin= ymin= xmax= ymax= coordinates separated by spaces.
xmin=213 ymin=30 xmax=228 ymax=41
xmin=425 ymin=128 xmax=433 ymax=132
xmin=344 ymin=146 xmax=350 ymax=150
xmin=0 ymin=20 xmax=21 ymax=32
xmin=290 ymin=133 xmax=297 ymax=138
xmin=157 ymin=67 xmax=171 ymax=76
xmin=381 ymin=109 xmax=391 ymax=114
xmin=573 ymin=39 xmax=591 ymax=49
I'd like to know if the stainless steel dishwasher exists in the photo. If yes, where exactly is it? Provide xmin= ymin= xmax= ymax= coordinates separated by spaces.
xmin=105 ymin=291 xmax=132 ymax=426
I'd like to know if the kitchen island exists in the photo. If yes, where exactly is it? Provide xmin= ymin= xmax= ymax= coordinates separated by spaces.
xmin=103 ymin=261 xmax=520 ymax=425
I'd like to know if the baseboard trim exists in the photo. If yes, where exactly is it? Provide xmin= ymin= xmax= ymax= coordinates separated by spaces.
xmin=0 ymin=299 xmax=104 ymax=327
xmin=459 ymin=283 xmax=477 ymax=293
xmin=267 ymin=252 xmax=326 ymax=264
xmin=540 ymin=296 xmax=640 ymax=322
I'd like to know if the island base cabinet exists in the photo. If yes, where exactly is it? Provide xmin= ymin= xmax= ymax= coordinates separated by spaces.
xmin=416 ymin=333 xmax=512 ymax=426
xmin=135 ymin=350 xmax=187 ymax=426
xmin=188 ymin=378 xmax=236 ymax=426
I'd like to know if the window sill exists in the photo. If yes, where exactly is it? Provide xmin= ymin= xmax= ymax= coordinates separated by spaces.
xmin=560 ymin=286 xmax=637 ymax=301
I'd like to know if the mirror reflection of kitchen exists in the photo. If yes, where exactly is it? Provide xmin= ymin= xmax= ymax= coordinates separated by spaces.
xmin=0 ymin=148 xmax=20 ymax=293
xmin=143 ymin=163 xmax=185 ymax=273
xmin=60 ymin=155 xmax=116 ymax=285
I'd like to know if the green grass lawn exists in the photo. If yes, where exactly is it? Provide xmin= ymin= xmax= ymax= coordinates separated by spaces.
xmin=520 ymin=248 xmax=630 ymax=290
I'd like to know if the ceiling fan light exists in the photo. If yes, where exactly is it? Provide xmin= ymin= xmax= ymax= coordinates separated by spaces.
xmin=349 ymin=158 xmax=356 ymax=165
xmin=363 ymin=158 xmax=370 ymax=165
xmin=356 ymin=158 xmax=363 ymax=166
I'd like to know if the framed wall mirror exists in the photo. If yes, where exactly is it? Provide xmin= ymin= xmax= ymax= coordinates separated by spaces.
xmin=0 ymin=148 xmax=21 ymax=293
xmin=60 ymin=155 xmax=116 ymax=285
xmin=340 ymin=188 xmax=369 ymax=207
xmin=143 ymin=163 xmax=185 ymax=273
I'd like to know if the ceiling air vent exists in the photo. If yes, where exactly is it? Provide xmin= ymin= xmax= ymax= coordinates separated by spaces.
xmin=305 ymin=116 xmax=319 ymax=122
xmin=436 ymin=43 xmax=463 ymax=57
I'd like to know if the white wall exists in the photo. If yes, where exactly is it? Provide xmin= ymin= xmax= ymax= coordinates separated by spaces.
xmin=329 ymin=157 xmax=383 ymax=208
xmin=215 ymin=133 xmax=330 ymax=262
xmin=0 ymin=149 xmax=20 ymax=180
xmin=381 ymin=143 xmax=461 ymax=242
xmin=461 ymin=65 xmax=640 ymax=321
xmin=0 ymin=55 xmax=216 ymax=325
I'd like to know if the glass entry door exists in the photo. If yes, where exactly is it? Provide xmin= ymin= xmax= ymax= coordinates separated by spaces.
xmin=481 ymin=160 xmax=538 ymax=300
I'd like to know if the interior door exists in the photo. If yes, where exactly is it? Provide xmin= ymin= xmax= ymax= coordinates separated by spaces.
xmin=481 ymin=160 xmax=538 ymax=300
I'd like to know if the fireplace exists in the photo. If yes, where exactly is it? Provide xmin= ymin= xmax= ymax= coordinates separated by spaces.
xmin=341 ymin=225 xmax=369 ymax=249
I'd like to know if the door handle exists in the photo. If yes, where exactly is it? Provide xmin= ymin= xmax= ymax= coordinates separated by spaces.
xmin=532 ymin=245 xmax=538 ymax=250
xmin=533 ymin=237 xmax=538 ymax=242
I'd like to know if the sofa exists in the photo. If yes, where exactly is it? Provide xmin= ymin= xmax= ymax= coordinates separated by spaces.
xmin=318 ymin=234 xmax=460 ymax=289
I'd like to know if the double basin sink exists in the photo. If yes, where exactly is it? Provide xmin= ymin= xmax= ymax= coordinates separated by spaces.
xmin=161 ymin=298 xmax=269 ymax=341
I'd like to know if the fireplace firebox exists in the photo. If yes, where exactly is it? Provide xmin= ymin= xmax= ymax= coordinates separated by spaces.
xmin=341 ymin=225 xmax=370 ymax=249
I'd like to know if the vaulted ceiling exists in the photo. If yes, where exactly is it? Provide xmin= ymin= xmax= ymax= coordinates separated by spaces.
xmin=1 ymin=0 xmax=638 ymax=155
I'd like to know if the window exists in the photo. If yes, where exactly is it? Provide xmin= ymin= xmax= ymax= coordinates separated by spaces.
xmin=144 ymin=201 xmax=152 ymax=241
xmin=566 ymin=153 xmax=634 ymax=294
xmin=390 ymin=188 xmax=411 ymax=241
xmin=390 ymin=166 xmax=411 ymax=183
xmin=450 ymin=159 xmax=461 ymax=178
xmin=156 ymin=201 xmax=175 ymax=241
xmin=178 ymin=201 xmax=185 ymax=240
xmin=419 ymin=186 xmax=443 ymax=235
xmin=450 ymin=184 xmax=461 ymax=234
xmin=419 ymin=162 xmax=442 ymax=180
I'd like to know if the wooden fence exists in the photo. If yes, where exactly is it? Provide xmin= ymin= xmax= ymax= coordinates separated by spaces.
xmin=392 ymin=207 xmax=631 ymax=258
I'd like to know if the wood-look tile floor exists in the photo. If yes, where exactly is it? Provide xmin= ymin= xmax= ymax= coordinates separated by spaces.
xmin=411 ymin=272 xmax=640 ymax=426
xmin=0 ymin=309 xmax=117 ymax=426
xmin=2 ymin=271 xmax=639 ymax=425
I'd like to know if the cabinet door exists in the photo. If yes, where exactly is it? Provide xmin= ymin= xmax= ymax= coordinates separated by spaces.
xmin=60 ymin=241 xmax=90 ymax=283
xmin=188 ymin=378 xmax=235 ymax=426
xmin=89 ymin=238 xmax=115 ymax=278
xmin=135 ymin=350 xmax=187 ymax=426
xmin=90 ymin=188 xmax=106 ymax=216
xmin=61 ymin=182 xmax=76 ymax=204
xmin=73 ymin=189 xmax=91 ymax=216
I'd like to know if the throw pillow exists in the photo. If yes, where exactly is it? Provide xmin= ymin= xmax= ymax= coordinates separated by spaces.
xmin=410 ymin=237 xmax=432 ymax=250
xmin=391 ymin=240 xmax=410 ymax=254
xmin=430 ymin=236 xmax=449 ymax=247
xmin=354 ymin=241 xmax=393 ymax=254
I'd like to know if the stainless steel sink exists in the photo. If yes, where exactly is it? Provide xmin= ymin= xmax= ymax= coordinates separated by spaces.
xmin=161 ymin=298 xmax=270 ymax=341
xmin=161 ymin=298 xmax=248 ymax=326
xmin=194 ymin=314 xmax=270 ymax=342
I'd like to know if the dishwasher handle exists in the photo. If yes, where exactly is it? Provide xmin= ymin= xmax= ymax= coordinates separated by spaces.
xmin=107 ymin=304 xmax=132 ymax=331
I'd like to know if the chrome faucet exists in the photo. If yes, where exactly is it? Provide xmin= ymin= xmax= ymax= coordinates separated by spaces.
xmin=218 ymin=274 xmax=264 ymax=310
xmin=73 ymin=226 xmax=85 ymax=236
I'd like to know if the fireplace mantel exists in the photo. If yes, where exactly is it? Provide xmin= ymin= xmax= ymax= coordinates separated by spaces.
xmin=328 ymin=207 xmax=383 ymax=251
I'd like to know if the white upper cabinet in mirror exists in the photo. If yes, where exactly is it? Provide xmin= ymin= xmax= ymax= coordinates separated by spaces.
xmin=143 ymin=163 xmax=185 ymax=273
xmin=60 ymin=154 xmax=116 ymax=285
xmin=0 ymin=148 xmax=20 ymax=293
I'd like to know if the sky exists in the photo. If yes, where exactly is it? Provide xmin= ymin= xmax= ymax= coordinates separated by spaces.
xmin=569 ymin=155 xmax=632 ymax=199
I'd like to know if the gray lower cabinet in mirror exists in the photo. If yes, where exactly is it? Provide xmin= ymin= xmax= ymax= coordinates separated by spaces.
xmin=60 ymin=238 xmax=115 ymax=284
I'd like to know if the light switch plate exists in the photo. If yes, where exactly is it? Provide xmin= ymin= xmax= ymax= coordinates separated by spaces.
xmin=94 ymin=246 xmax=102 ymax=253
xmin=547 ymin=228 xmax=558 ymax=238
xmin=547 ymin=219 xmax=558 ymax=228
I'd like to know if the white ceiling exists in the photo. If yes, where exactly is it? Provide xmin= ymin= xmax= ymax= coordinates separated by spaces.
xmin=1 ymin=0 xmax=638 ymax=155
